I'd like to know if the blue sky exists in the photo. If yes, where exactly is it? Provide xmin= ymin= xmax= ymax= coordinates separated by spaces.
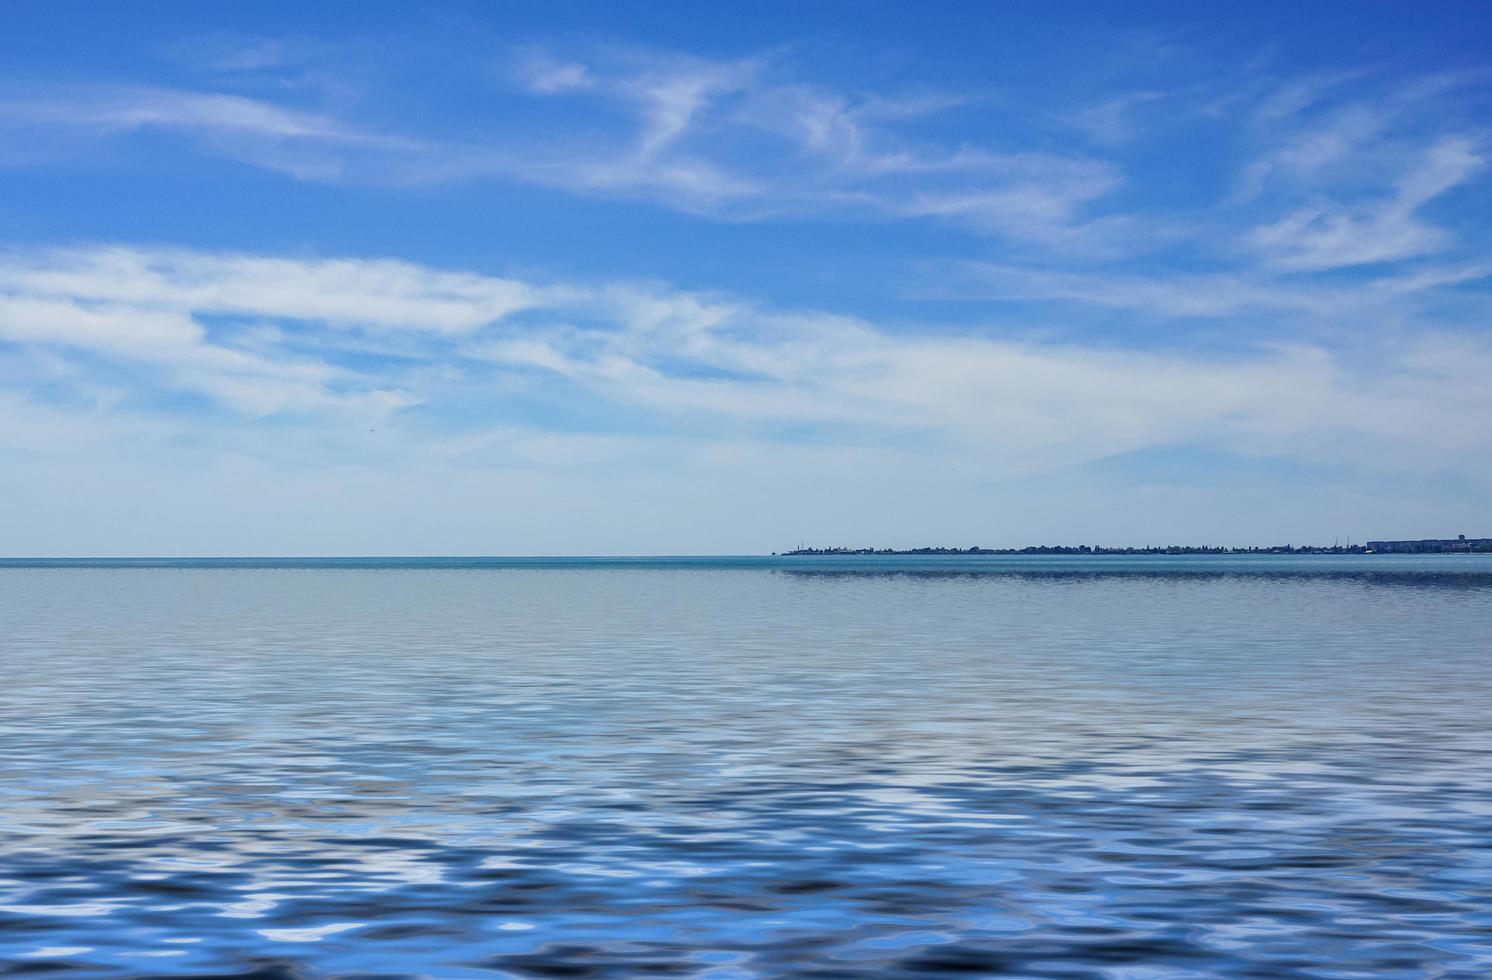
xmin=2 ymin=1 xmax=1490 ymax=554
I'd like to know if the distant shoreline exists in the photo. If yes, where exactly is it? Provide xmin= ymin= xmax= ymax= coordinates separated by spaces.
xmin=780 ymin=546 xmax=1365 ymax=556
xmin=781 ymin=538 xmax=1492 ymax=556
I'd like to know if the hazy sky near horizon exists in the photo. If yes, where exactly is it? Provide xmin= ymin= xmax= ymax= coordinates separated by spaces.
xmin=2 ymin=1 xmax=1491 ymax=554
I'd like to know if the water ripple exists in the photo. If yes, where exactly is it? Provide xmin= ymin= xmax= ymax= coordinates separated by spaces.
xmin=1 ymin=563 xmax=1490 ymax=976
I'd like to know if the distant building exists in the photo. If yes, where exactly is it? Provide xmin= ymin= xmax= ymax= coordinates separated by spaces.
xmin=1365 ymin=534 xmax=1492 ymax=553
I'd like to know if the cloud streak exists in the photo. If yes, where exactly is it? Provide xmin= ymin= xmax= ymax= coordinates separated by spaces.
xmin=1246 ymin=137 xmax=1484 ymax=271
xmin=0 ymin=50 xmax=1136 ymax=250
xmin=2 ymin=43 xmax=1488 ymax=270
xmin=3 ymin=244 xmax=1491 ymax=481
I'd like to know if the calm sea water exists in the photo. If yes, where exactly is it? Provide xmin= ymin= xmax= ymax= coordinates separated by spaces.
xmin=2 ymin=556 xmax=1491 ymax=978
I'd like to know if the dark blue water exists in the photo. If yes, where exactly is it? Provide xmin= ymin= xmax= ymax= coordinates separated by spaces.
xmin=2 ymin=556 xmax=1491 ymax=977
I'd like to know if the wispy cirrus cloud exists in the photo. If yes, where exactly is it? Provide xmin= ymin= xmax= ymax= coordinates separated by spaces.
xmin=0 ymin=246 xmax=539 ymax=333
xmin=0 ymin=291 xmax=372 ymax=416
xmin=515 ymin=53 xmax=594 ymax=95
xmin=0 ymin=44 xmax=1137 ymax=251
xmin=1066 ymin=91 xmax=1166 ymax=147
xmin=1224 ymin=66 xmax=1489 ymax=272
xmin=0 ymin=83 xmax=422 ymax=179
xmin=501 ymin=48 xmax=1140 ymax=249
xmin=1245 ymin=137 xmax=1483 ymax=271
xmin=3 ymin=37 xmax=1488 ymax=271
xmin=1 ymin=36 xmax=1488 ymax=315
xmin=4 ymin=244 xmax=1492 ymax=482
xmin=940 ymin=255 xmax=1492 ymax=324
xmin=0 ymin=245 xmax=542 ymax=415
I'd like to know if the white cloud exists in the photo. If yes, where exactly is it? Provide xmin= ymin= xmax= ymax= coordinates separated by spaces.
xmin=1232 ymin=103 xmax=1389 ymax=203
xmin=0 ymin=247 xmax=525 ymax=415
xmin=1067 ymin=91 xmax=1164 ymax=147
xmin=1250 ymin=71 xmax=1362 ymax=125
xmin=495 ymin=51 xmax=1140 ymax=248
xmin=0 ymin=85 xmax=350 ymax=140
xmin=0 ymin=82 xmax=428 ymax=179
xmin=3 ymin=45 xmax=1489 ymax=271
xmin=0 ymin=246 xmax=538 ymax=333
xmin=942 ymin=257 xmax=1492 ymax=321
xmin=0 ymin=51 xmax=1134 ymax=249
xmin=1246 ymin=137 xmax=1482 ymax=271
xmin=516 ymin=53 xmax=595 ymax=94
xmin=4 ymin=244 xmax=1491 ymax=478
xmin=4 ymin=243 xmax=1492 ymax=553
xmin=1227 ymin=69 xmax=1489 ymax=277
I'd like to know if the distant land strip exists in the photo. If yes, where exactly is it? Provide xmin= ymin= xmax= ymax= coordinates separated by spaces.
xmin=780 ymin=536 xmax=1492 ymax=556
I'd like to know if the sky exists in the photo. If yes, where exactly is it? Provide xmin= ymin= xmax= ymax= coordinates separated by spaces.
xmin=2 ymin=0 xmax=1490 ymax=555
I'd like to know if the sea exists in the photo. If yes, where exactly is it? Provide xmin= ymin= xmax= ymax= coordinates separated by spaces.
xmin=1 ymin=555 xmax=1490 ymax=978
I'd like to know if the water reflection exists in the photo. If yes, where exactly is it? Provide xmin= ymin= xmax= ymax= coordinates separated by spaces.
xmin=777 ymin=567 xmax=1492 ymax=587
xmin=0 ymin=562 xmax=1490 ymax=977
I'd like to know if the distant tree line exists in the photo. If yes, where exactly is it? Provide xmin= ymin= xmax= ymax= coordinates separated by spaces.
xmin=777 ymin=544 xmax=1375 ymax=556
